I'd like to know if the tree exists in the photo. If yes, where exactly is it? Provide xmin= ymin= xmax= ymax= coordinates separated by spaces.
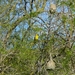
xmin=0 ymin=0 xmax=75 ymax=75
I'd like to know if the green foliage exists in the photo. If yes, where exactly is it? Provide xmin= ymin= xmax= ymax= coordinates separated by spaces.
xmin=62 ymin=15 xmax=67 ymax=24
xmin=0 ymin=0 xmax=75 ymax=75
xmin=73 ymin=18 xmax=75 ymax=25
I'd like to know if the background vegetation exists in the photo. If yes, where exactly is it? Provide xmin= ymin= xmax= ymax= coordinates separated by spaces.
xmin=0 ymin=0 xmax=75 ymax=75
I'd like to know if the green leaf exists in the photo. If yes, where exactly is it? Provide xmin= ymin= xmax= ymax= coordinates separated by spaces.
xmin=74 ymin=18 xmax=75 ymax=25
xmin=62 ymin=15 xmax=67 ymax=23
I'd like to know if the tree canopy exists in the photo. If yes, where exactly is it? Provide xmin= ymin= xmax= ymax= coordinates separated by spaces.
xmin=0 ymin=0 xmax=75 ymax=75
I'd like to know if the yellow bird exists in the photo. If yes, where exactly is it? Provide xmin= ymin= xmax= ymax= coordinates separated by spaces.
xmin=34 ymin=34 xmax=39 ymax=43
xmin=34 ymin=34 xmax=39 ymax=40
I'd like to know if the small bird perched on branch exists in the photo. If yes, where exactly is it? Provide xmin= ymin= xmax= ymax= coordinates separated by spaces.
xmin=34 ymin=34 xmax=39 ymax=40
xmin=34 ymin=34 xmax=39 ymax=43
xmin=47 ymin=53 xmax=55 ymax=70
